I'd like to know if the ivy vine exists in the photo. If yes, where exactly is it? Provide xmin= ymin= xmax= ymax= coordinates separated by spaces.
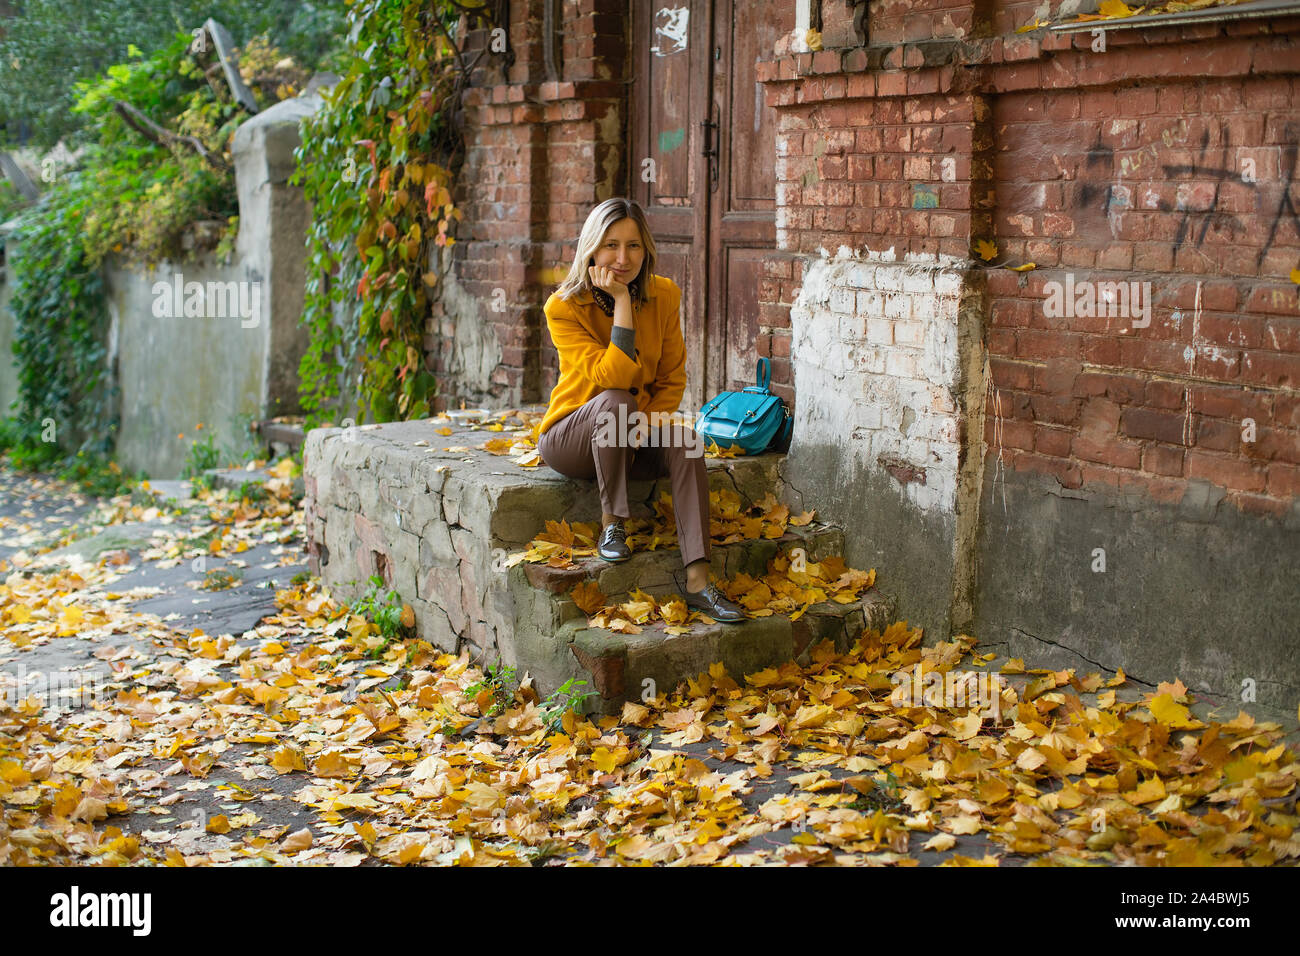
xmin=293 ymin=0 xmax=502 ymax=428
xmin=6 ymin=176 xmax=118 ymax=461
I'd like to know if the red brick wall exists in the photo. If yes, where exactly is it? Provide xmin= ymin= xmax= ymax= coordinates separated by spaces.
xmin=756 ymin=7 xmax=1300 ymax=517
xmin=870 ymin=0 xmax=985 ymax=43
xmin=768 ymin=83 xmax=980 ymax=261
xmin=425 ymin=0 xmax=627 ymax=410
xmin=438 ymin=3 xmax=1299 ymax=519
xmin=984 ymin=46 xmax=1300 ymax=517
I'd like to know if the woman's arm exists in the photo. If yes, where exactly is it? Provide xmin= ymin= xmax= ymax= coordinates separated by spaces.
xmin=644 ymin=285 xmax=687 ymax=417
xmin=545 ymin=295 xmax=640 ymax=391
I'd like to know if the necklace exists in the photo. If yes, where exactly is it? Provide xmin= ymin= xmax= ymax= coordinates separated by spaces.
xmin=591 ymin=277 xmax=642 ymax=316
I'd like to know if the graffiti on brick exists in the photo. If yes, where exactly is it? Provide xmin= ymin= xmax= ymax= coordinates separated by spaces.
xmin=1257 ymin=123 xmax=1299 ymax=268
xmin=1075 ymin=121 xmax=1300 ymax=267
xmin=1159 ymin=123 xmax=1298 ymax=266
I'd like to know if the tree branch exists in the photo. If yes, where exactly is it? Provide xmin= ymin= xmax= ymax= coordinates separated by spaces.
xmin=111 ymin=100 xmax=230 ymax=172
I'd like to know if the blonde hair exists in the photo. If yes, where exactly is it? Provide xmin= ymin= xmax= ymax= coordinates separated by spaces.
xmin=554 ymin=198 xmax=658 ymax=308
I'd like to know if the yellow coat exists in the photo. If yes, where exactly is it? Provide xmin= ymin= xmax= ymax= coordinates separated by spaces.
xmin=539 ymin=274 xmax=686 ymax=436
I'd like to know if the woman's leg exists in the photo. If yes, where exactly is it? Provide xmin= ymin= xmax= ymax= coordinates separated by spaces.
xmin=537 ymin=390 xmax=638 ymax=524
xmin=653 ymin=422 xmax=712 ymax=581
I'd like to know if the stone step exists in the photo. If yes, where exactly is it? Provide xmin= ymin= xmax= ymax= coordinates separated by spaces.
xmin=541 ymin=590 xmax=895 ymax=716
xmin=520 ymin=521 xmax=845 ymax=612
xmin=299 ymin=412 xmax=888 ymax=709
xmin=254 ymin=418 xmax=306 ymax=457
xmin=504 ymin=519 xmax=893 ymax=713
xmin=490 ymin=449 xmax=792 ymax=551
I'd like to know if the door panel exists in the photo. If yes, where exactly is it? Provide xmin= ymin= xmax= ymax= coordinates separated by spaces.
xmin=710 ymin=0 xmax=787 ymax=397
xmin=631 ymin=0 xmax=710 ymax=414
xmin=630 ymin=0 xmax=785 ymax=411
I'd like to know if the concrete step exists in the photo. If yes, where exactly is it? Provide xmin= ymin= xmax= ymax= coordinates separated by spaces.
xmin=505 ymin=520 xmax=893 ymax=714
xmin=489 ymin=450 xmax=792 ymax=551
xmin=549 ymin=590 xmax=895 ymax=716
xmin=520 ymin=521 xmax=845 ymax=609
xmin=299 ymin=410 xmax=891 ymax=709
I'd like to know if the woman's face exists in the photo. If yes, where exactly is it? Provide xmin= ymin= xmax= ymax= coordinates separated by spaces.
xmin=590 ymin=217 xmax=645 ymax=284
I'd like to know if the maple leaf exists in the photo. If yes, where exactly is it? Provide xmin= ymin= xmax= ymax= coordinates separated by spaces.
xmin=541 ymin=519 xmax=577 ymax=549
xmin=570 ymin=580 xmax=607 ymax=615
xmin=974 ymin=240 xmax=998 ymax=261
xmin=1155 ymin=678 xmax=1188 ymax=699
xmin=1146 ymin=693 xmax=1200 ymax=729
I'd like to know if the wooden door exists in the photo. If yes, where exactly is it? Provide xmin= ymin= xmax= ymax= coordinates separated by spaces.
xmin=630 ymin=0 xmax=787 ymax=412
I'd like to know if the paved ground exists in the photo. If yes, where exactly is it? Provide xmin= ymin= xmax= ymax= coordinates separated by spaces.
xmin=0 ymin=463 xmax=997 ymax=864
xmin=1 ymin=461 xmax=1294 ymax=866
xmin=0 ymin=467 xmax=324 ymax=858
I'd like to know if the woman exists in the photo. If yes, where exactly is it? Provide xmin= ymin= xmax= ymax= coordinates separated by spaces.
xmin=537 ymin=198 xmax=746 ymax=623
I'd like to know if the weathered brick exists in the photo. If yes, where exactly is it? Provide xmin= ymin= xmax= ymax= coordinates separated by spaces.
xmin=1266 ymin=461 xmax=1300 ymax=498
xmin=1121 ymin=407 xmax=1189 ymax=445
xmin=1035 ymin=424 xmax=1073 ymax=458
xmin=1145 ymin=380 xmax=1186 ymax=410
xmin=1073 ymin=434 xmax=1142 ymax=470
xmin=1013 ymin=450 xmax=1083 ymax=488
xmin=1142 ymin=444 xmax=1185 ymax=476
xmin=1225 ymin=491 xmax=1289 ymax=518
xmin=1186 ymin=450 xmax=1267 ymax=493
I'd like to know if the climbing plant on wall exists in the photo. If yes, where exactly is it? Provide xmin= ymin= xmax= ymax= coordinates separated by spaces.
xmin=293 ymin=0 xmax=503 ymax=429
xmin=6 ymin=176 xmax=118 ymax=463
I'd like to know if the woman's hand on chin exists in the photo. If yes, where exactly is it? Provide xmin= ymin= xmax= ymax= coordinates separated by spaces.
xmin=588 ymin=264 xmax=631 ymax=300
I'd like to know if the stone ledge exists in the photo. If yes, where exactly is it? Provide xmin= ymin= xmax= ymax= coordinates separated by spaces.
xmin=519 ymin=523 xmax=844 ymax=602
xmin=301 ymin=409 xmax=807 ymax=691
xmin=552 ymin=590 xmax=893 ymax=714
xmin=754 ymin=23 xmax=1277 ymax=101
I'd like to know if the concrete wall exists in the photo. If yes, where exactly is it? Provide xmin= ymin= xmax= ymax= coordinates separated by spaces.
xmin=0 ymin=91 xmax=321 ymax=477
xmin=106 ymin=254 xmax=267 ymax=478
xmin=975 ymin=465 xmax=1300 ymax=710
xmin=781 ymin=249 xmax=986 ymax=639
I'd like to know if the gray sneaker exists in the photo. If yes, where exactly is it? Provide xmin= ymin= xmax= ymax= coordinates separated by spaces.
xmin=597 ymin=521 xmax=631 ymax=562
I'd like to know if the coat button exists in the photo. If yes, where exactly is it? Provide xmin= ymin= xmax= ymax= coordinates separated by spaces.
xmin=630 ymin=387 xmax=638 ymax=395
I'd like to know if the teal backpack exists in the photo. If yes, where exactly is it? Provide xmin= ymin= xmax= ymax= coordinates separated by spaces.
xmin=694 ymin=357 xmax=793 ymax=455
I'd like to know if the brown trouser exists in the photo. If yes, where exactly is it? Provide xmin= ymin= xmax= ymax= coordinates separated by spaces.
xmin=537 ymin=389 xmax=711 ymax=569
